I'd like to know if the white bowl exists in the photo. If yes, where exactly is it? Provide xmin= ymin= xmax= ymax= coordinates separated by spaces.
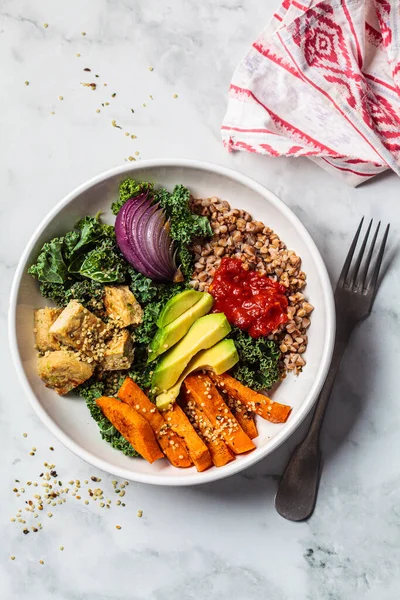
xmin=9 ymin=159 xmax=335 ymax=486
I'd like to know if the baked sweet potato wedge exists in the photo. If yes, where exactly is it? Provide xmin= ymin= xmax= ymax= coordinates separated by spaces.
xmin=96 ymin=396 xmax=164 ymax=464
xmin=231 ymin=407 xmax=258 ymax=440
xmin=118 ymin=377 xmax=192 ymax=468
xmin=210 ymin=373 xmax=292 ymax=423
xmin=183 ymin=374 xmax=255 ymax=454
xmin=180 ymin=389 xmax=235 ymax=468
xmin=162 ymin=403 xmax=212 ymax=472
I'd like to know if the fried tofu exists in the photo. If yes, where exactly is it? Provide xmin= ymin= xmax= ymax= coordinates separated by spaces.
xmin=103 ymin=285 xmax=143 ymax=327
xmin=34 ymin=307 xmax=62 ymax=352
xmin=101 ymin=329 xmax=134 ymax=371
xmin=49 ymin=300 xmax=108 ymax=358
xmin=37 ymin=350 xmax=94 ymax=395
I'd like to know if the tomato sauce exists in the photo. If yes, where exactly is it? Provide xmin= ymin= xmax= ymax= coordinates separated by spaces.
xmin=210 ymin=257 xmax=288 ymax=338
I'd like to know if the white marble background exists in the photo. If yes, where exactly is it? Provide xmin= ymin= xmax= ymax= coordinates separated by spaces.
xmin=1 ymin=1 xmax=400 ymax=598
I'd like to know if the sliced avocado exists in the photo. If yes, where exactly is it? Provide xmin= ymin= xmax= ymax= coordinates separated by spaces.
xmin=156 ymin=339 xmax=239 ymax=410
xmin=156 ymin=289 xmax=204 ymax=328
xmin=151 ymin=313 xmax=231 ymax=393
xmin=148 ymin=293 xmax=213 ymax=362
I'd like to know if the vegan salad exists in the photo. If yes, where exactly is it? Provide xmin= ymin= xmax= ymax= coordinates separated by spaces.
xmin=29 ymin=178 xmax=313 ymax=471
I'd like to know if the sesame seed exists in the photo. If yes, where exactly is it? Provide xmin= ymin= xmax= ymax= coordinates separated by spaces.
xmin=10 ymin=556 xmax=15 ymax=560
xmin=39 ymin=560 xmax=44 ymax=565
xmin=137 ymin=510 xmax=143 ymax=518
xmin=81 ymin=31 xmax=86 ymax=36
xmin=23 ymin=433 xmax=28 ymax=437
xmin=173 ymin=93 xmax=178 ymax=98
xmin=149 ymin=66 xmax=154 ymax=71
xmin=116 ymin=525 xmax=121 ymax=529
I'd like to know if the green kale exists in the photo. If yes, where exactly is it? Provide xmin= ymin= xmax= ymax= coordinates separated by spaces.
xmin=65 ymin=280 xmax=105 ymax=312
xmin=229 ymin=327 xmax=281 ymax=391
xmin=178 ymin=245 xmax=194 ymax=279
xmin=37 ymin=279 xmax=105 ymax=313
xmin=65 ymin=216 xmax=115 ymax=262
xmin=111 ymin=179 xmax=154 ymax=215
xmin=28 ymin=238 xmax=68 ymax=284
xmin=76 ymin=378 xmax=141 ymax=458
xmin=76 ymin=238 xmax=127 ymax=283
xmin=128 ymin=268 xmax=160 ymax=304
xmin=38 ymin=281 xmax=69 ymax=306
xmin=157 ymin=184 xmax=213 ymax=245
xmin=128 ymin=344 xmax=158 ymax=396
xmin=29 ymin=215 xmax=122 ymax=287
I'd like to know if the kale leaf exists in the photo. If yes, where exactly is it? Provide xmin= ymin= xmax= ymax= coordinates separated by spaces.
xmin=76 ymin=378 xmax=141 ymax=458
xmin=76 ymin=238 xmax=127 ymax=283
xmin=111 ymin=179 xmax=154 ymax=215
xmin=29 ymin=215 xmax=125 ymax=287
xmin=155 ymin=184 xmax=212 ymax=277
xmin=65 ymin=216 xmax=115 ymax=262
xmin=228 ymin=327 xmax=281 ymax=391
xmin=38 ymin=279 xmax=105 ymax=313
xmin=157 ymin=184 xmax=212 ymax=245
xmin=28 ymin=238 xmax=68 ymax=284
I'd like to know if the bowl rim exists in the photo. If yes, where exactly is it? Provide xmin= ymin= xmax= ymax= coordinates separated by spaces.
xmin=8 ymin=158 xmax=335 ymax=486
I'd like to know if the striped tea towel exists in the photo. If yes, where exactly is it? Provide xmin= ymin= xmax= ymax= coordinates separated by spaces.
xmin=222 ymin=0 xmax=400 ymax=186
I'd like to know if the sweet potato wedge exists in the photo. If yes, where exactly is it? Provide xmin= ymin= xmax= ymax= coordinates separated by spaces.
xmin=183 ymin=374 xmax=255 ymax=454
xmin=210 ymin=373 xmax=292 ymax=423
xmin=162 ymin=403 xmax=212 ymax=472
xmin=232 ymin=407 xmax=258 ymax=440
xmin=180 ymin=390 xmax=235 ymax=468
xmin=118 ymin=377 xmax=192 ymax=468
xmin=96 ymin=396 xmax=164 ymax=464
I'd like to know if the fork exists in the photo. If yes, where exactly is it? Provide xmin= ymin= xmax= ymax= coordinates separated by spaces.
xmin=275 ymin=218 xmax=390 ymax=521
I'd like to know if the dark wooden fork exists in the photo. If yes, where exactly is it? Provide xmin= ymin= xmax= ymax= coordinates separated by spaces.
xmin=275 ymin=218 xmax=390 ymax=521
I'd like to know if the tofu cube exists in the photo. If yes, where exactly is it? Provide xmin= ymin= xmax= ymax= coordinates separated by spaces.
xmin=101 ymin=329 xmax=134 ymax=371
xmin=37 ymin=350 xmax=94 ymax=395
xmin=103 ymin=285 xmax=143 ymax=327
xmin=34 ymin=307 xmax=62 ymax=352
xmin=49 ymin=300 xmax=108 ymax=358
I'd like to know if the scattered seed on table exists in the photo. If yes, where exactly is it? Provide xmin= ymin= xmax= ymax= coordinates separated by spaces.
xmin=148 ymin=66 xmax=154 ymax=71
xmin=76 ymin=53 xmax=81 ymax=57
xmin=24 ymin=82 xmax=29 ymax=87
xmin=39 ymin=560 xmax=44 ymax=565
xmin=128 ymin=156 xmax=135 ymax=162
xmin=137 ymin=510 xmax=143 ymax=518
xmin=50 ymin=111 xmax=55 ymax=115
xmin=135 ymin=151 xmax=139 ymax=156
xmin=81 ymin=31 xmax=86 ymax=36
xmin=111 ymin=93 xmax=116 ymax=98
xmin=43 ymin=23 xmax=49 ymax=28
xmin=49 ymin=447 xmax=54 ymax=451
xmin=60 ymin=546 xmax=64 ymax=551
xmin=116 ymin=525 xmax=121 ymax=530
xmin=10 ymin=556 xmax=15 ymax=561
xmin=23 ymin=433 xmax=28 ymax=437
xmin=173 ymin=93 xmax=178 ymax=98
xmin=131 ymin=134 xmax=137 ymax=139
xmin=59 ymin=96 xmax=63 ymax=100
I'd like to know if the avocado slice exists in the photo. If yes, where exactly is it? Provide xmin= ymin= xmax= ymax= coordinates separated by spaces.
xmin=156 ymin=339 xmax=239 ymax=410
xmin=151 ymin=313 xmax=231 ymax=393
xmin=148 ymin=293 xmax=213 ymax=362
xmin=156 ymin=289 xmax=204 ymax=328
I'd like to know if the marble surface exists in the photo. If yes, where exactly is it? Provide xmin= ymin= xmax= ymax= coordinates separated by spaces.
xmin=1 ymin=1 xmax=400 ymax=598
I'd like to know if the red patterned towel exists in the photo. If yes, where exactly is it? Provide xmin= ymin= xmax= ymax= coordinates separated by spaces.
xmin=222 ymin=0 xmax=400 ymax=186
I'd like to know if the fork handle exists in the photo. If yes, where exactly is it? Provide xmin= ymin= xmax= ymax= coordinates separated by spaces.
xmin=275 ymin=332 xmax=350 ymax=521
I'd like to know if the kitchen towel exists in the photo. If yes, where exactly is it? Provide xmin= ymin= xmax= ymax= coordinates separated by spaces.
xmin=222 ymin=0 xmax=400 ymax=186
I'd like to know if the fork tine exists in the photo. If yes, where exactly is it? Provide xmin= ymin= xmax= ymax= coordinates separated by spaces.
xmin=357 ymin=221 xmax=380 ymax=290
xmin=368 ymin=224 xmax=390 ymax=294
xmin=337 ymin=217 xmax=364 ymax=287
xmin=348 ymin=219 xmax=372 ymax=289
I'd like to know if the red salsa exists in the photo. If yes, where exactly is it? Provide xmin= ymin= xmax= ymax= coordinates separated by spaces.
xmin=210 ymin=257 xmax=288 ymax=338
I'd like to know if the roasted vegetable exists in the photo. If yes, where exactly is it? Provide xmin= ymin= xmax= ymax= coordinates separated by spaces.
xmin=183 ymin=375 xmax=255 ymax=454
xmin=96 ymin=396 xmax=164 ymax=463
xmin=118 ymin=377 xmax=192 ymax=468
xmin=210 ymin=373 xmax=292 ymax=423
